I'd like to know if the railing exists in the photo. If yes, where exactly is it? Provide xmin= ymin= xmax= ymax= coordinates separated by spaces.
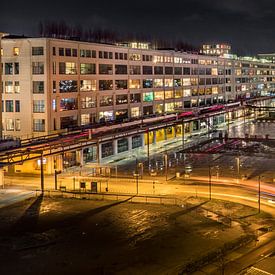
xmin=36 ymin=189 xmax=189 ymax=207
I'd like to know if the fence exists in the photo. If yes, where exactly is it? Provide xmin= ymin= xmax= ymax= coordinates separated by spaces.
xmin=36 ymin=189 xmax=188 ymax=207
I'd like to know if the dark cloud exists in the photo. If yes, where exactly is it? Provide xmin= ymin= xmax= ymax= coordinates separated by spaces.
xmin=1 ymin=0 xmax=275 ymax=54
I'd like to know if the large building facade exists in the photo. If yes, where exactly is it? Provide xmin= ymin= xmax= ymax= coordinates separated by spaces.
xmin=1 ymin=37 xmax=275 ymax=139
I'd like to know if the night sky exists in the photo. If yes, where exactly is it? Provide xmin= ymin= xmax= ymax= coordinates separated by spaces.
xmin=1 ymin=0 xmax=275 ymax=55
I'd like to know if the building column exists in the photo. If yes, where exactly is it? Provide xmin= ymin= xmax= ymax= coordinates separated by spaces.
xmin=153 ymin=131 xmax=157 ymax=144
xmin=141 ymin=134 xmax=145 ymax=147
xmin=164 ymin=128 xmax=167 ymax=140
xmin=0 ymin=168 xmax=4 ymax=188
xmin=174 ymin=126 xmax=177 ymax=138
xmin=97 ymin=143 xmax=102 ymax=164
xmin=128 ymin=137 xmax=132 ymax=151
xmin=113 ymin=140 xmax=118 ymax=155
xmin=76 ymin=149 xmax=84 ymax=166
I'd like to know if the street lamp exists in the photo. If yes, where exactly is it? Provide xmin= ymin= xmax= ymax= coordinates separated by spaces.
xmin=208 ymin=164 xmax=212 ymax=200
xmin=133 ymin=156 xmax=140 ymax=194
xmin=164 ymin=153 xmax=168 ymax=181
xmin=258 ymin=175 xmax=262 ymax=214
xmin=0 ymin=32 xmax=9 ymax=139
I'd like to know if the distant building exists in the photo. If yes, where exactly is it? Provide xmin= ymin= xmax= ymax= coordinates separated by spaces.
xmin=201 ymin=43 xmax=231 ymax=56
xmin=258 ymin=53 xmax=275 ymax=63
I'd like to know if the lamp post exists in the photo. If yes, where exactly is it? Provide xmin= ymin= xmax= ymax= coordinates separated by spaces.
xmin=258 ymin=176 xmax=262 ymax=214
xmin=0 ymin=32 xmax=9 ymax=139
xmin=133 ymin=156 xmax=139 ymax=194
xmin=164 ymin=153 xmax=168 ymax=181
xmin=208 ymin=165 xmax=212 ymax=200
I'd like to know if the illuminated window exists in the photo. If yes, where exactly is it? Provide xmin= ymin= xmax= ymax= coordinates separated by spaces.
xmin=165 ymin=102 xmax=174 ymax=112
xmin=13 ymin=47 xmax=19 ymax=56
xmin=131 ymin=107 xmax=140 ymax=117
xmin=175 ymin=90 xmax=183 ymax=98
xmin=154 ymin=79 xmax=163 ymax=88
xmin=165 ymin=90 xmax=173 ymax=99
xmin=59 ymin=62 xmax=76 ymax=75
xmin=80 ymin=80 xmax=96 ymax=91
xmin=129 ymin=54 xmax=141 ymax=61
xmin=164 ymin=79 xmax=173 ymax=87
xmin=183 ymin=89 xmax=191 ymax=97
xmin=154 ymin=91 xmax=164 ymax=100
xmin=80 ymin=63 xmax=96 ymax=74
xmin=60 ymin=98 xmax=78 ymax=111
xmin=129 ymin=79 xmax=141 ymax=89
xmin=211 ymin=68 xmax=218 ymax=76
xmin=33 ymin=100 xmax=45 ymax=113
xmin=33 ymin=119 xmax=45 ymax=132
xmin=5 ymin=81 xmax=13 ymax=93
xmin=81 ymin=97 xmax=96 ymax=109
xmin=143 ymin=92 xmax=154 ymax=102
xmin=6 ymin=118 xmax=14 ymax=131
xmin=59 ymin=80 xmax=78 ymax=93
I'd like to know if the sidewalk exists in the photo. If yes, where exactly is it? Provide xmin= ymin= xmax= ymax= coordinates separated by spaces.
xmin=0 ymin=188 xmax=35 ymax=209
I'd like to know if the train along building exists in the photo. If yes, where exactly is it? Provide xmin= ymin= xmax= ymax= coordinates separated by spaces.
xmin=1 ymin=36 xmax=275 ymax=173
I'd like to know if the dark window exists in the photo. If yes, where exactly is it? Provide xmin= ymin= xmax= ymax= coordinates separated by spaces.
xmin=143 ymin=66 xmax=153 ymax=75
xmin=14 ymin=63 xmax=19 ymax=74
xmin=53 ymin=47 xmax=56 ymax=56
xmin=99 ymin=64 xmax=113 ymax=74
xmin=99 ymin=80 xmax=113 ymax=90
xmin=116 ymin=95 xmax=128 ymax=105
xmin=32 ymin=62 xmax=44 ymax=74
xmin=59 ymin=48 xmax=64 ymax=56
xmin=32 ymin=47 xmax=44 ymax=55
xmin=33 ymin=81 xmax=44 ymax=94
xmin=154 ymin=66 xmax=163 ymax=75
xmin=174 ymin=67 xmax=182 ymax=75
xmin=5 ymin=63 xmax=13 ymax=75
xmin=72 ymin=49 xmax=77 ymax=57
xmin=165 ymin=67 xmax=173 ymax=75
xmin=129 ymin=65 xmax=141 ymax=75
xmin=5 ymin=100 xmax=14 ymax=112
xmin=130 ymin=93 xmax=141 ymax=103
xmin=65 ymin=48 xmax=71 ymax=56
xmin=115 ymin=80 xmax=128 ymax=90
xmin=183 ymin=67 xmax=191 ymax=75
xmin=115 ymin=65 xmax=127 ymax=74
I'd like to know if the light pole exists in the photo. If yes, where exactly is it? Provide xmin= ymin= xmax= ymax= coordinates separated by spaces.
xmin=0 ymin=32 xmax=9 ymax=139
xmin=164 ymin=153 xmax=168 ymax=181
xmin=133 ymin=156 xmax=139 ymax=194
xmin=208 ymin=165 xmax=212 ymax=200
xmin=258 ymin=176 xmax=262 ymax=214
xmin=236 ymin=156 xmax=240 ymax=181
